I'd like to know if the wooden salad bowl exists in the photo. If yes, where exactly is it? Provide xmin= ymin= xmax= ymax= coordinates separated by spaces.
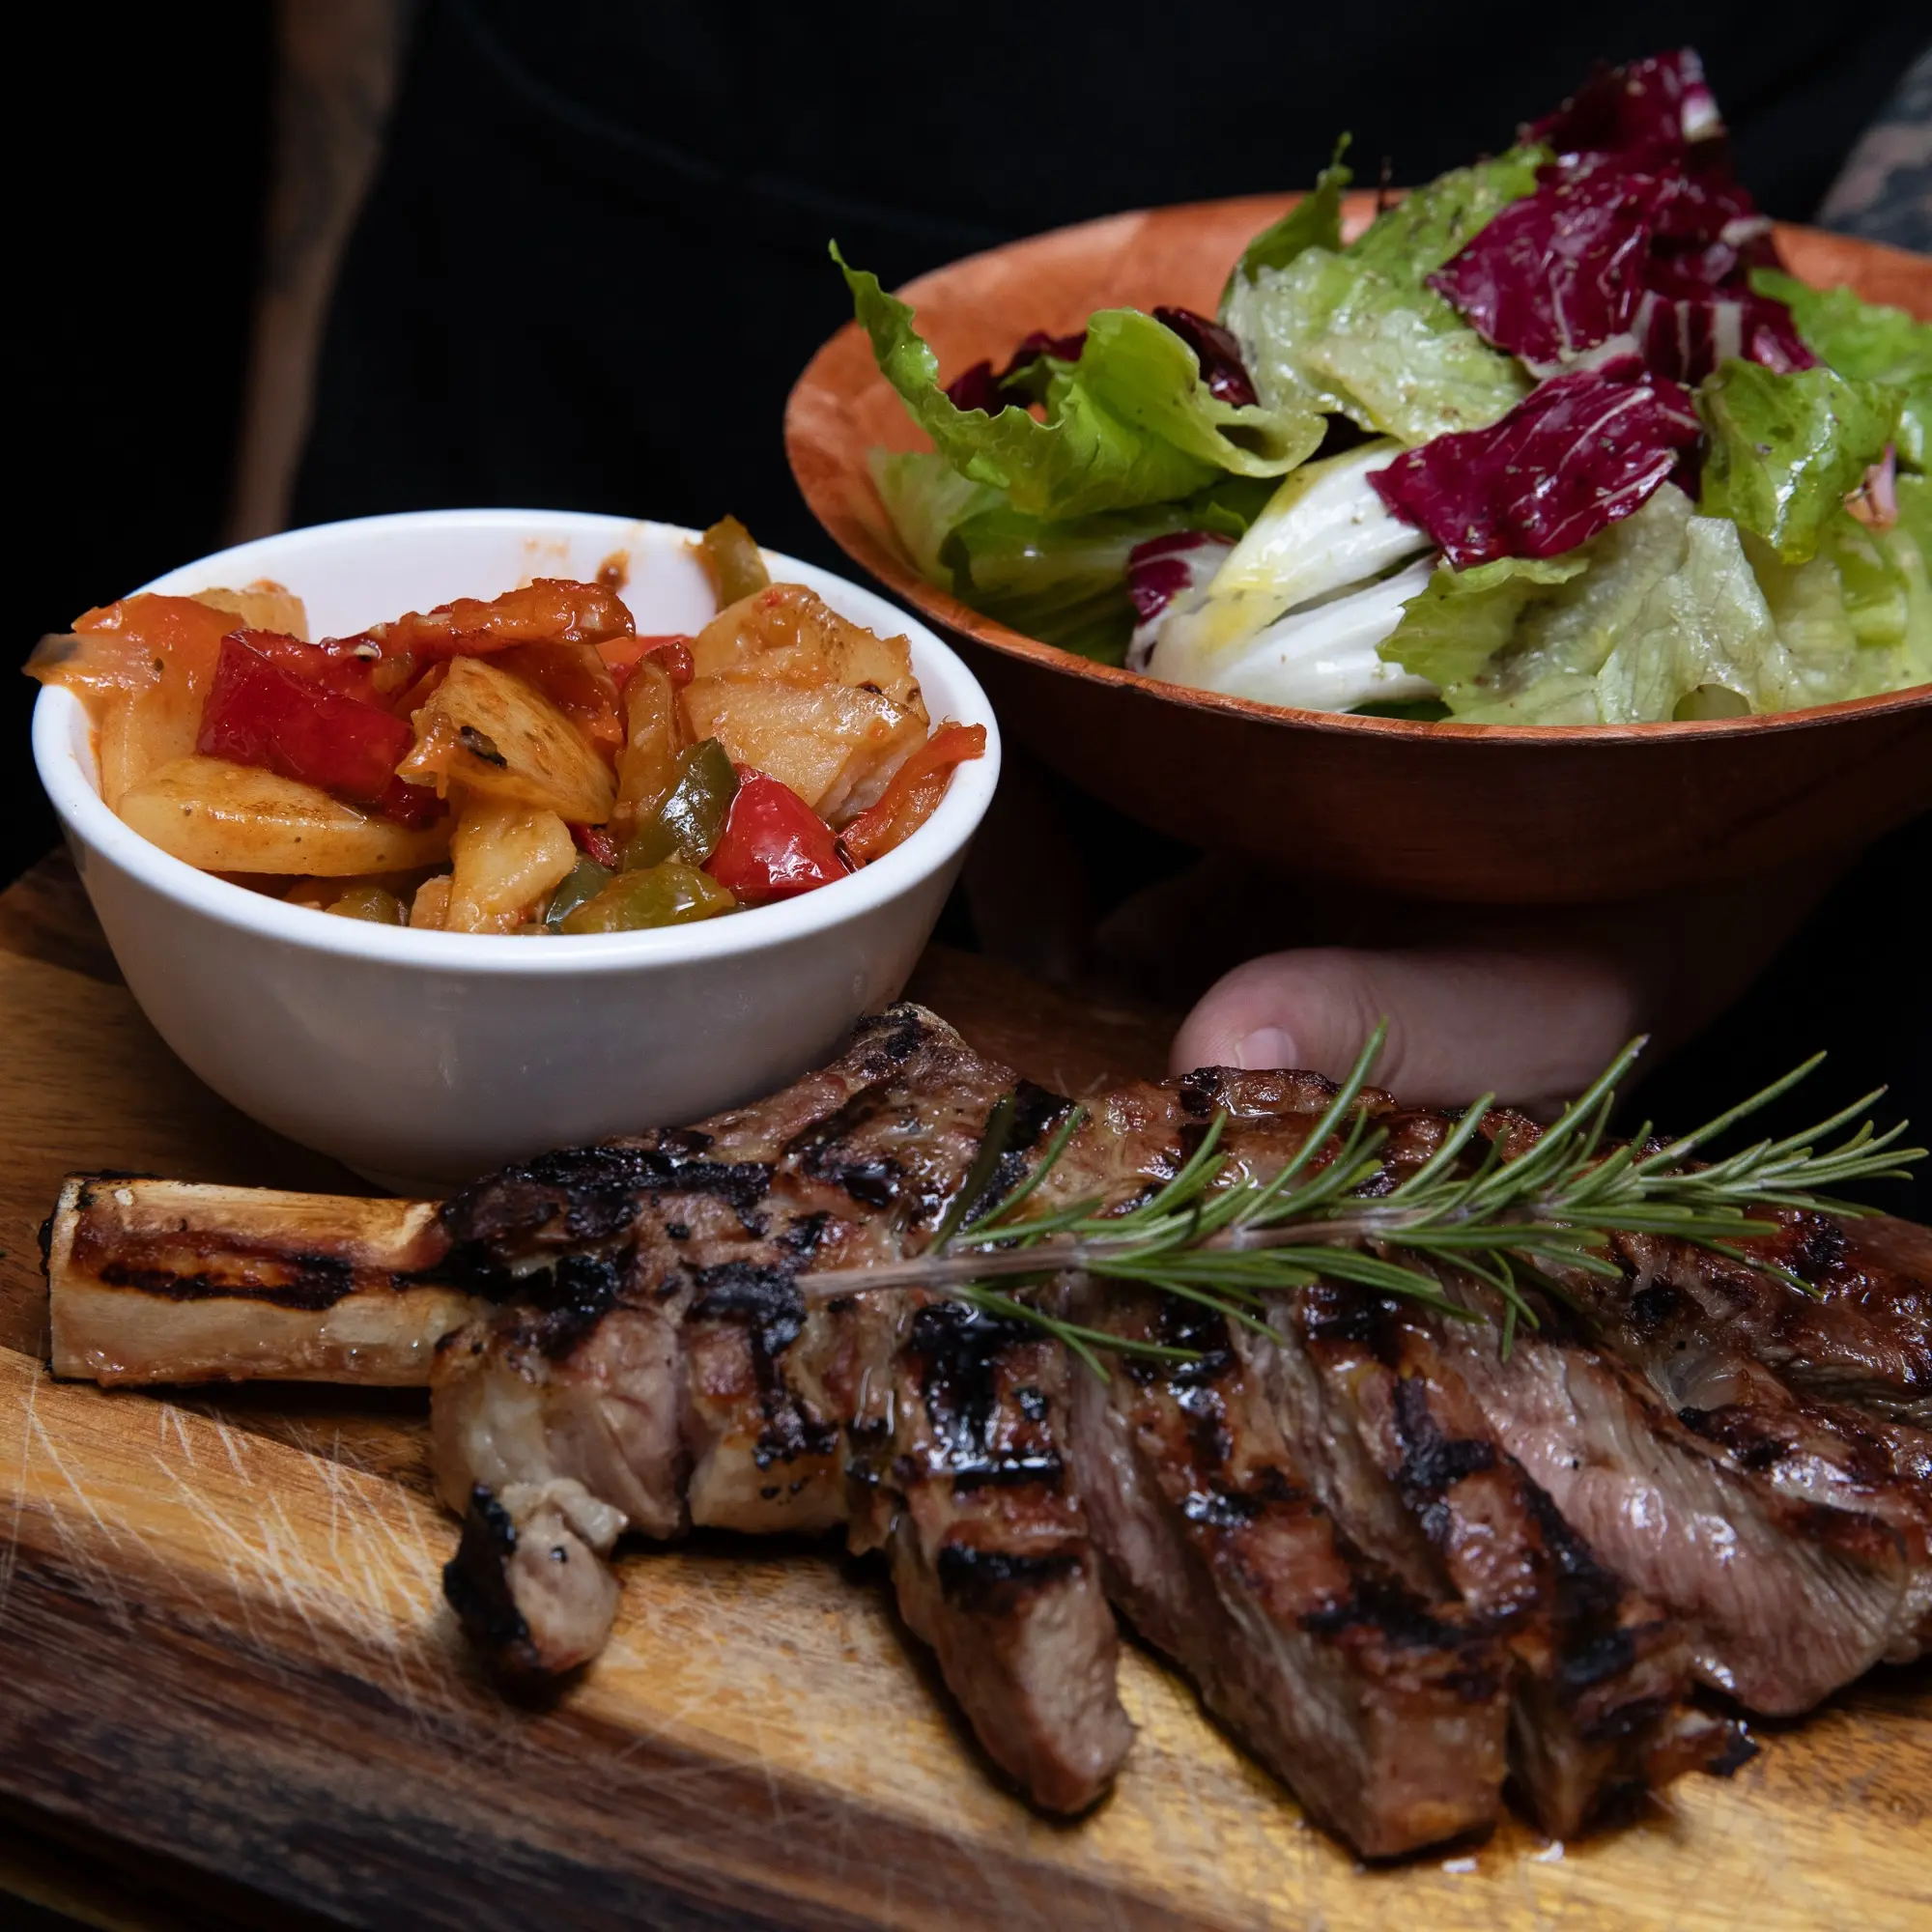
xmin=786 ymin=192 xmax=1932 ymax=903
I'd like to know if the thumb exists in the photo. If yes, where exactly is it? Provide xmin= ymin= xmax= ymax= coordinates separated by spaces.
xmin=1170 ymin=946 xmax=1646 ymax=1114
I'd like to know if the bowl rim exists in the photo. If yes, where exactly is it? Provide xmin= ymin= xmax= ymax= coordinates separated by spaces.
xmin=784 ymin=198 xmax=1932 ymax=745
xmin=32 ymin=507 xmax=1002 ymax=977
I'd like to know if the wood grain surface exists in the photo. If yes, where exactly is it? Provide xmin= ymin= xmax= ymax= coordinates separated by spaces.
xmin=2 ymin=851 xmax=1927 ymax=1931
xmin=785 ymin=198 xmax=1932 ymax=904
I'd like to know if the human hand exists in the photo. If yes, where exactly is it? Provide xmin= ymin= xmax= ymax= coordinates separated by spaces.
xmin=1159 ymin=867 xmax=1839 ymax=1113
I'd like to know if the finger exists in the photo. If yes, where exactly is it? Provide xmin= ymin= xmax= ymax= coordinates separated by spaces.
xmin=1170 ymin=946 xmax=1647 ymax=1114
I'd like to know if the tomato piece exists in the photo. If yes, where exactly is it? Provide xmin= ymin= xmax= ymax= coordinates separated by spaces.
xmin=373 ymin=580 xmax=634 ymax=658
xmin=223 ymin=628 xmax=384 ymax=703
xmin=197 ymin=636 xmax=419 ymax=810
xmin=494 ymin=639 xmax=623 ymax=748
xmin=597 ymin=634 xmax=695 ymax=691
xmin=840 ymin=723 xmax=986 ymax=866
xmin=569 ymin=821 xmax=622 ymax=869
xmin=704 ymin=770 xmax=846 ymax=904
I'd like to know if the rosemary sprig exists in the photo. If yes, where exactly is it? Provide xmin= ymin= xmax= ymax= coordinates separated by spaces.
xmin=805 ymin=1036 xmax=1921 ymax=1363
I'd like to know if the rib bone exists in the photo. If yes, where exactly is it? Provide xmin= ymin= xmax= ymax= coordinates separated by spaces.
xmin=45 ymin=1175 xmax=480 ymax=1386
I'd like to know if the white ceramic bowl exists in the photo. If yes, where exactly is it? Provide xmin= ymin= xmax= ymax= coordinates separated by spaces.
xmin=32 ymin=510 xmax=1000 ymax=1190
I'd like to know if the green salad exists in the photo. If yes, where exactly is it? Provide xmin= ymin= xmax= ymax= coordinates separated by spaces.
xmin=839 ymin=50 xmax=1932 ymax=724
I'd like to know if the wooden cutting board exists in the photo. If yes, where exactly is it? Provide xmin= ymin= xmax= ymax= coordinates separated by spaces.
xmin=1 ymin=852 xmax=1926 ymax=1932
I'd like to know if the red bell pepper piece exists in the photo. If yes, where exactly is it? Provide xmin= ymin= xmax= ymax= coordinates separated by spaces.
xmin=224 ymin=628 xmax=384 ymax=703
xmin=704 ymin=770 xmax=846 ymax=903
xmin=840 ymin=723 xmax=986 ymax=866
xmin=569 ymin=820 xmax=623 ymax=869
xmin=373 ymin=580 xmax=635 ymax=658
xmin=197 ymin=635 xmax=420 ymax=812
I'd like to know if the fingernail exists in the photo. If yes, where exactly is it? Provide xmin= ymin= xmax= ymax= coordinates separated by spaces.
xmin=1235 ymin=1026 xmax=1296 ymax=1070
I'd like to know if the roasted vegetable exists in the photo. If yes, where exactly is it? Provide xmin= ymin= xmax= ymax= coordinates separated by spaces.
xmin=623 ymin=738 xmax=738 ymax=868
xmin=442 ymin=795 xmax=578 ymax=934
xmin=397 ymin=656 xmax=616 ymax=823
xmin=705 ymin=771 xmax=845 ymax=902
xmin=697 ymin=516 xmax=772 ymax=606
xmin=325 ymin=885 xmax=408 ymax=924
xmin=840 ymin=723 xmax=987 ymax=864
xmin=558 ymin=863 xmax=736 ymax=933
xmin=544 ymin=856 xmax=613 ymax=930
xmin=611 ymin=657 xmax=690 ymax=835
xmin=374 ymin=580 xmax=634 ymax=657
xmin=196 ymin=636 xmax=418 ymax=810
xmin=118 ymin=756 xmax=453 ymax=875
xmin=683 ymin=582 xmax=930 ymax=822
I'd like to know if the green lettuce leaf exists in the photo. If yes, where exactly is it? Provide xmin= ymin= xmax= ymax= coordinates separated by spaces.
xmin=1837 ymin=474 xmax=1932 ymax=693
xmin=837 ymin=245 xmax=1322 ymax=521
xmin=1376 ymin=554 xmax=1590 ymax=692
xmin=1696 ymin=358 xmax=1900 ymax=564
xmin=1402 ymin=485 xmax=1923 ymax=724
xmin=1223 ymin=246 xmax=1531 ymax=445
xmin=1225 ymin=140 xmax=1352 ymax=298
xmin=869 ymin=449 xmax=1003 ymax=584
xmin=1345 ymin=147 xmax=1549 ymax=296
xmin=1217 ymin=147 xmax=1544 ymax=447
xmin=1751 ymin=269 xmax=1932 ymax=469
xmin=935 ymin=478 xmax=1275 ymax=664
xmin=1592 ymin=515 xmax=1860 ymax=720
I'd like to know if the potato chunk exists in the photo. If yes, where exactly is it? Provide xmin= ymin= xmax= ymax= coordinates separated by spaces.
xmin=397 ymin=656 xmax=615 ymax=823
xmin=689 ymin=583 xmax=924 ymax=711
xmin=190 ymin=582 xmax=310 ymax=639
xmin=681 ymin=679 xmax=925 ymax=824
xmin=119 ymin=756 xmax=453 ymax=875
xmin=442 ymin=795 xmax=577 ymax=934
xmin=684 ymin=584 xmax=929 ymax=821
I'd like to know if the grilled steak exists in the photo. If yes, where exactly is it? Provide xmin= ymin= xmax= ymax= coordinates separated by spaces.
xmin=1557 ymin=1239 xmax=1932 ymax=1662
xmin=45 ymin=1001 xmax=1932 ymax=1859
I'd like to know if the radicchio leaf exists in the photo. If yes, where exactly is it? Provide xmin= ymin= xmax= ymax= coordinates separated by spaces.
xmin=1153 ymin=307 xmax=1260 ymax=407
xmin=1432 ymin=52 xmax=1813 ymax=389
xmin=1427 ymin=168 xmax=1670 ymax=370
xmin=1125 ymin=531 xmax=1235 ymax=669
xmin=1525 ymin=47 xmax=1722 ymax=163
xmin=943 ymin=328 xmax=1088 ymax=413
xmin=1369 ymin=360 xmax=1701 ymax=568
xmin=1632 ymin=285 xmax=1815 ymax=385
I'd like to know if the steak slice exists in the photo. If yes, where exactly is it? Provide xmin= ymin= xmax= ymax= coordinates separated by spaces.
xmin=1610 ymin=1211 xmax=1932 ymax=1424
xmin=1571 ymin=1248 xmax=1932 ymax=1663
xmin=1066 ymin=1286 xmax=1510 ymax=1859
xmin=850 ymin=1298 xmax=1131 ymax=1812
xmin=1429 ymin=1299 xmax=1907 ymax=1713
xmin=1242 ymin=1282 xmax=1738 ymax=1837
xmin=431 ymin=1006 xmax=1132 ymax=1811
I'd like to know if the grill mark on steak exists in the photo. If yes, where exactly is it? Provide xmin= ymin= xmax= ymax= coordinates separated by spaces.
xmin=1068 ymin=1283 xmax=1510 ymax=1858
xmin=433 ymin=1004 xmax=1129 ymax=1816
xmin=1552 ymin=1236 xmax=1932 ymax=1663
xmin=1242 ymin=1275 xmax=1733 ymax=1839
